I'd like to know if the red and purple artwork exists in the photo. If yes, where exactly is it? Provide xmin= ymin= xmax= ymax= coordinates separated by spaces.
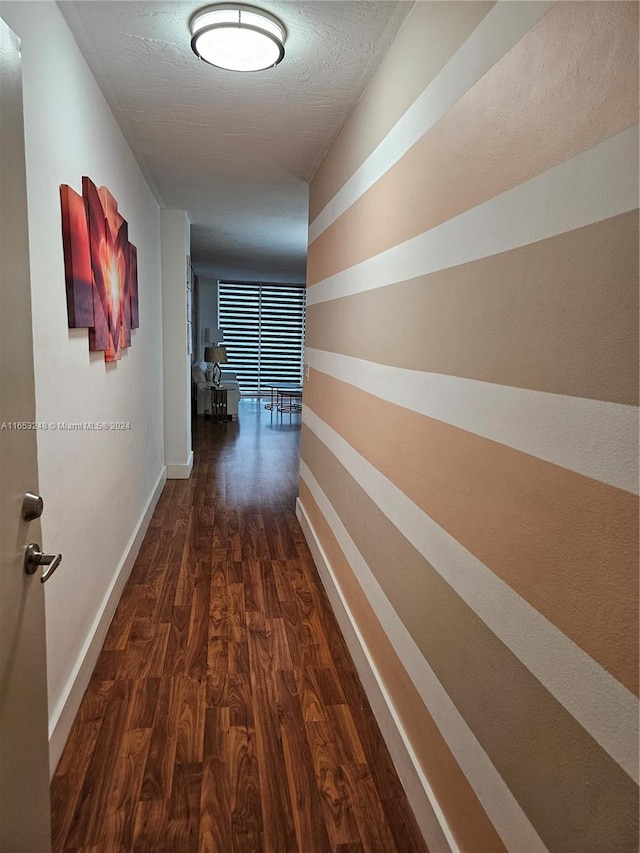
xmin=60 ymin=177 xmax=139 ymax=362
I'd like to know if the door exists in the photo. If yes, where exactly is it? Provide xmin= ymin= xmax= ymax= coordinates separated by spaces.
xmin=0 ymin=18 xmax=52 ymax=852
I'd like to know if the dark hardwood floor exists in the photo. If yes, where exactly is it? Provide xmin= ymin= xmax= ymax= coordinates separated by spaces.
xmin=51 ymin=399 xmax=428 ymax=852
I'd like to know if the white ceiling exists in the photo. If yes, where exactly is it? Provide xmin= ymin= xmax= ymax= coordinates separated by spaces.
xmin=59 ymin=0 xmax=413 ymax=282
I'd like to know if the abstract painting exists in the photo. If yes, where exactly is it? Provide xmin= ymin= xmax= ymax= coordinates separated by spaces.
xmin=60 ymin=177 xmax=139 ymax=362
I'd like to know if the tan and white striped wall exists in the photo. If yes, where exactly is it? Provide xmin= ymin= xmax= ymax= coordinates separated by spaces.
xmin=297 ymin=2 xmax=639 ymax=851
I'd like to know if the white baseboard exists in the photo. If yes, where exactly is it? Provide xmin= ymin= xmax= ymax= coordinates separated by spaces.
xmin=166 ymin=450 xmax=193 ymax=479
xmin=296 ymin=496 xmax=457 ymax=853
xmin=48 ymin=467 xmax=168 ymax=776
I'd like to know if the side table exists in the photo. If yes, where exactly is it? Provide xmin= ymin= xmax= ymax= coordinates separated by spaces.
xmin=203 ymin=384 xmax=228 ymax=422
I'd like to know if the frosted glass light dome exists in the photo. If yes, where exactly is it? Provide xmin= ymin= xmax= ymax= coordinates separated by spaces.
xmin=190 ymin=5 xmax=286 ymax=72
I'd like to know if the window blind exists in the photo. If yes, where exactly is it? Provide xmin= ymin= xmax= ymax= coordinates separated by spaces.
xmin=218 ymin=282 xmax=306 ymax=395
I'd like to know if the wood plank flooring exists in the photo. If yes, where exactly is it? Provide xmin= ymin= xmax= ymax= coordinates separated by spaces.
xmin=51 ymin=399 xmax=429 ymax=852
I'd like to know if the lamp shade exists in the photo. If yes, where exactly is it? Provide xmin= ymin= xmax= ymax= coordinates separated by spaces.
xmin=204 ymin=345 xmax=228 ymax=364
xmin=190 ymin=4 xmax=286 ymax=72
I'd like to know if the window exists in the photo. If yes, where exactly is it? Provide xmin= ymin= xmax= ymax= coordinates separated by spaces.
xmin=218 ymin=281 xmax=306 ymax=395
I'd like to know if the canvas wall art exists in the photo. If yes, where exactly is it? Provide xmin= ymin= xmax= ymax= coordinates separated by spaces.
xmin=60 ymin=177 xmax=139 ymax=362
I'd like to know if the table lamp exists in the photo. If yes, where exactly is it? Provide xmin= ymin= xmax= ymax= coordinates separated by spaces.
xmin=204 ymin=345 xmax=228 ymax=386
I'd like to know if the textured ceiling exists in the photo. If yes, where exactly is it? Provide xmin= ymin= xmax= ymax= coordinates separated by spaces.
xmin=59 ymin=0 xmax=413 ymax=281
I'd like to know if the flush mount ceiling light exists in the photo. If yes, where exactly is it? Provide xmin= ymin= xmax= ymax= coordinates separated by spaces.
xmin=190 ymin=4 xmax=286 ymax=72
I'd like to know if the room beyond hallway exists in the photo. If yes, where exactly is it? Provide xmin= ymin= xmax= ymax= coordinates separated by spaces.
xmin=50 ymin=398 xmax=427 ymax=852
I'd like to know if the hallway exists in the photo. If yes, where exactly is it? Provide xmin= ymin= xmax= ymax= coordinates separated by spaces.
xmin=50 ymin=399 xmax=427 ymax=852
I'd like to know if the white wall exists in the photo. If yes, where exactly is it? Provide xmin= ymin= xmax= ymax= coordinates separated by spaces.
xmin=0 ymin=0 xmax=166 ymax=771
xmin=197 ymin=277 xmax=219 ymax=360
xmin=161 ymin=209 xmax=192 ymax=478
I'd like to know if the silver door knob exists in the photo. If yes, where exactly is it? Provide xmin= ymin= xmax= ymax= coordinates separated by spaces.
xmin=24 ymin=543 xmax=62 ymax=583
